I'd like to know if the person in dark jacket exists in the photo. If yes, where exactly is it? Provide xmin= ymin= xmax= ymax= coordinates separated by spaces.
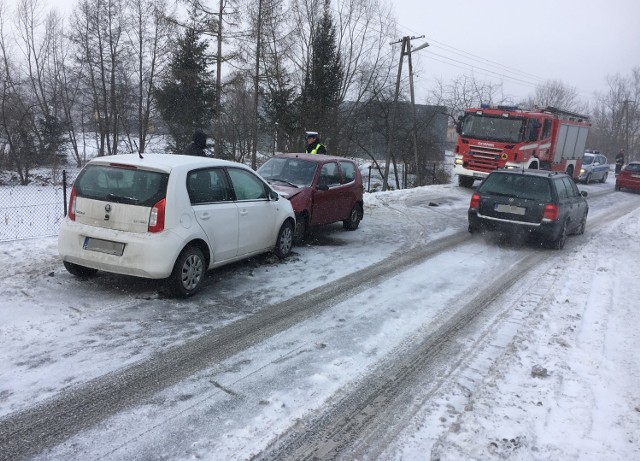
xmin=305 ymin=131 xmax=326 ymax=155
xmin=182 ymin=130 xmax=208 ymax=156
xmin=615 ymin=149 xmax=625 ymax=175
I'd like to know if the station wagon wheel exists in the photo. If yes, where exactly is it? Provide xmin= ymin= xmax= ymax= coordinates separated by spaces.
xmin=600 ymin=172 xmax=608 ymax=183
xmin=549 ymin=219 xmax=569 ymax=250
xmin=343 ymin=203 xmax=363 ymax=230
xmin=585 ymin=173 xmax=591 ymax=184
xmin=169 ymin=245 xmax=206 ymax=297
xmin=274 ymin=221 xmax=294 ymax=258
xmin=63 ymin=261 xmax=98 ymax=277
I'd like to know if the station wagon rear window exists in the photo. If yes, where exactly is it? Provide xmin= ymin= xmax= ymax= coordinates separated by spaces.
xmin=74 ymin=164 xmax=169 ymax=207
xmin=478 ymin=174 xmax=552 ymax=201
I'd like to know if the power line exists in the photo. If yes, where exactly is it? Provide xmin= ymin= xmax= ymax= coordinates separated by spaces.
xmin=424 ymin=51 xmax=543 ymax=88
xmin=395 ymin=21 xmax=595 ymax=100
xmin=425 ymin=38 xmax=547 ymax=83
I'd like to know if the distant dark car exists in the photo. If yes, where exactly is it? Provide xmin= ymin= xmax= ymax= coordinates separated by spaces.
xmin=615 ymin=161 xmax=640 ymax=192
xmin=578 ymin=152 xmax=609 ymax=183
xmin=258 ymin=153 xmax=364 ymax=242
xmin=468 ymin=169 xmax=589 ymax=249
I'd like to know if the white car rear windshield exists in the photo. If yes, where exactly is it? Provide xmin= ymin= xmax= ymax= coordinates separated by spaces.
xmin=74 ymin=164 xmax=169 ymax=207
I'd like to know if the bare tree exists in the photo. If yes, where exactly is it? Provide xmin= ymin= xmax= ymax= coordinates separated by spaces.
xmin=259 ymin=0 xmax=297 ymax=153
xmin=0 ymin=0 xmax=65 ymax=182
xmin=122 ymin=0 xmax=174 ymax=153
xmin=218 ymin=72 xmax=253 ymax=162
xmin=590 ymin=69 xmax=640 ymax=161
xmin=524 ymin=79 xmax=589 ymax=114
xmin=428 ymin=74 xmax=507 ymax=126
xmin=69 ymin=0 xmax=129 ymax=157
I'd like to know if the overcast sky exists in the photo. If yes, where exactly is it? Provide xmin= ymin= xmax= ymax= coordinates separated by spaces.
xmin=31 ymin=0 xmax=640 ymax=106
xmin=393 ymin=0 xmax=640 ymax=104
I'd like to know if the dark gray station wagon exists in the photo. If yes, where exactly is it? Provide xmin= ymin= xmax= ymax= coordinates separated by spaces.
xmin=468 ymin=169 xmax=589 ymax=249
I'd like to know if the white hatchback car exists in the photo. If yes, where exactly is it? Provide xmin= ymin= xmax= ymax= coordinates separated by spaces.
xmin=58 ymin=154 xmax=295 ymax=297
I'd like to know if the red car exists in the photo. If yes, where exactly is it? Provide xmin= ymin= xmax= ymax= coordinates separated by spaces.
xmin=258 ymin=153 xmax=364 ymax=242
xmin=615 ymin=161 xmax=640 ymax=192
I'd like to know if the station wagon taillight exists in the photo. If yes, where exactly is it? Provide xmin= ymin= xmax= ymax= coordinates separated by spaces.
xmin=469 ymin=193 xmax=481 ymax=211
xmin=543 ymin=203 xmax=559 ymax=220
xmin=68 ymin=186 xmax=77 ymax=221
xmin=148 ymin=198 xmax=166 ymax=233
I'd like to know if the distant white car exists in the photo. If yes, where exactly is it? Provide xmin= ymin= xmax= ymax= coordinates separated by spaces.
xmin=58 ymin=154 xmax=295 ymax=297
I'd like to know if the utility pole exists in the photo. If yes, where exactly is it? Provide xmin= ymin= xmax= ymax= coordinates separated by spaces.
xmin=382 ymin=35 xmax=428 ymax=191
xmin=623 ymin=99 xmax=631 ymax=156
xmin=407 ymin=36 xmax=427 ymax=186
xmin=214 ymin=0 xmax=223 ymax=158
xmin=251 ymin=0 xmax=264 ymax=170
xmin=382 ymin=37 xmax=406 ymax=192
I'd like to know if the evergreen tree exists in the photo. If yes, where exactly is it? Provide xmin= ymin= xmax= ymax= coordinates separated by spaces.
xmin=155 ymin=25 xmax=215 ymax=153
xmin=300 ymin=0 xmax=343 ymax=139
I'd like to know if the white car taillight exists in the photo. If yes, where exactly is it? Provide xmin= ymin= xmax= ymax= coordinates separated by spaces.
xmin=148 ymin=198 xmax=166 ymax=233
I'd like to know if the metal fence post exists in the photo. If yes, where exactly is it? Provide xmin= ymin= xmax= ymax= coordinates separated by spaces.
xmin=63 ymin=170 xmax=68 ymax=217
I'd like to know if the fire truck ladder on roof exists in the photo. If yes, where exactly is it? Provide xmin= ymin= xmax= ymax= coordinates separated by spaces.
xmin=535 ymin=105 xmax=589 ymax=122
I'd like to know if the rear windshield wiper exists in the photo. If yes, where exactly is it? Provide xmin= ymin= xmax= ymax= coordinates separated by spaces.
xmin=106 ymin=193 xmax=140 ymax=204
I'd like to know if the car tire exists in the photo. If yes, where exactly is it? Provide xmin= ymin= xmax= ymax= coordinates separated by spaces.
xmin=294 ymin=215 xmax=308 ymax=244
xmin=585 ymin=173 xmax=591 ymax=184
xmin=274 ymin=221 xmax=294 ymax=258
xmin=169 ymin=245 xmax=206 ymax=297
xmin=63 ymin=261 xmax=98 ymax=277
xmin=343 ymin=203 xmax=363 ymax=230
xmin=600 ymin=172 xmax=608 ymax=183
xmin=458 ymin=175 xmax=474 ymax=188
xmin=549 ymin=219 xmax=568 ymax=250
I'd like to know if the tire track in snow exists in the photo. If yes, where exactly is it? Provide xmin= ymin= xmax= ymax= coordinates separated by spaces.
xmin=0 ymin=231 xmax=472 ymax=461
xmin=253 ymin=194 xmax=640 ymax=460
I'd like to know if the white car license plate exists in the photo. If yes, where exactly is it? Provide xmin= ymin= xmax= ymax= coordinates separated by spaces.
xmin=83 ymin=237 xmax=125 ymax=256
xmin=495 ymin=203 xmax=525 ymax=215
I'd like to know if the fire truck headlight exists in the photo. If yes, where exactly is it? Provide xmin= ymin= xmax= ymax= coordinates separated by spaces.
xmin=454 ymin=158 xmax=463 ymax=165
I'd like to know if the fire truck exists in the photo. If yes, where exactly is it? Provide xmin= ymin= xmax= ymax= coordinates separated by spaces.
xmin=452 ymin=105 xmax=591 ymax=187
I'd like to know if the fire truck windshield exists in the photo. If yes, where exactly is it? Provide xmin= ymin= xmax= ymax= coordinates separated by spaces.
xmin=460 ymin=114 xmax=525 ymax=143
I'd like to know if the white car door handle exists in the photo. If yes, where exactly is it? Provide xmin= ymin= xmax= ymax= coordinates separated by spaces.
xmin=199 ymin=212 xmax=211 ymax=220
xmin=239 ymin=209 xmax=248 ymax=216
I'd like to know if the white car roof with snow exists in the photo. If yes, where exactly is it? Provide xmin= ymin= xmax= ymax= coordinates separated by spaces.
xmin=86 ymin=153 xmax=246 ymax=174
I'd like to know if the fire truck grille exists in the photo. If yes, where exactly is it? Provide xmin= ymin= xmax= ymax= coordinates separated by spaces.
xmin=468 ymin=147 xmax=502 ymax=173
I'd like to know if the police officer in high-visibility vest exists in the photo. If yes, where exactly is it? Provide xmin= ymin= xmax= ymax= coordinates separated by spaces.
xmin=305 ymin=131 xmax=326 ymax=155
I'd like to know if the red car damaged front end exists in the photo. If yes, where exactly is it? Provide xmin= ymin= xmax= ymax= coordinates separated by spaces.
xmin=257 ymin=153 xmax=364 ymax=242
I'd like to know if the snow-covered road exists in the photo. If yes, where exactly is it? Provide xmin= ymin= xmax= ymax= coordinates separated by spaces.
xmin=1 ymin=177 xmax=639 ymax=460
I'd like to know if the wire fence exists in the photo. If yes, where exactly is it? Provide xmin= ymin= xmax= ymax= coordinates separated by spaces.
xmin=0 ymin=170 xmax=77 ymax=242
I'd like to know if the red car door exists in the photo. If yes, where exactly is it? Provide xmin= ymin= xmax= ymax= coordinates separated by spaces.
xmin=310 ymin=161 xmax=343 ymax=226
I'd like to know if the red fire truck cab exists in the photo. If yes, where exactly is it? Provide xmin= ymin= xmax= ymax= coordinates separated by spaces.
xmin=453 ymin=105 xmax=591 ymax=187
